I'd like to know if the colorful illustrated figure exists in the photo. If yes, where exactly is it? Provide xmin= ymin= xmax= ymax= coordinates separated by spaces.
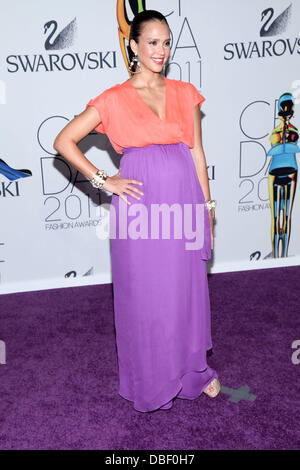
xmin=267 ymin=93 xmax=300 ymax=257
xmin=117 ymin=0 xmax=146 ymax=74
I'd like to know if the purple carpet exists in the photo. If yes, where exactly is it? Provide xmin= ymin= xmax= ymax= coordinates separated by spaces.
xmin=0 ymin=265 xmax=300 ymax=450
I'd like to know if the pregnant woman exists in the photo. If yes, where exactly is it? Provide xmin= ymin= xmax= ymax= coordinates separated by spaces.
xmin=54 ymin=9 xmax=221 ymax=413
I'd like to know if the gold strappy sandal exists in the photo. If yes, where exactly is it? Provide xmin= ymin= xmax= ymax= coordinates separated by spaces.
xmin=203 ymin=378 xmax=221 ymax=398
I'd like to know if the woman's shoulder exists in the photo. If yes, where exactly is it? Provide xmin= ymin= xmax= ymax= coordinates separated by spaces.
xmin=91 ymin=77 xmax=198 ymax=100
xmin=92 ymin=82 xmax=122 ymax=100
xmin=165 ymin=77 xmax=193 ymax=88
xmin=166 ymin=77 xmax=205 ymax=108
xmin=100 ymin=77 xmax=195 ymax=92
xmin=106 ymin=82 xmax=123 ymax=93
xmin=165 ymin=77 xmax=199 ymax=96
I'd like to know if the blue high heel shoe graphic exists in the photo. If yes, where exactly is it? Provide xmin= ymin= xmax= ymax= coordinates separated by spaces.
xmin=0 ymin=158 xmax=32 ymax=181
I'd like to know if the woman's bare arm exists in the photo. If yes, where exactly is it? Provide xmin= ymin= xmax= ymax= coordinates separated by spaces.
xmin=53 ymin=106 xmax=144 ymax=203
xmin=190 ymin=105 xmax=214 ymax=248
xmin=53 ymin=106 xmax=102 ymax=180
xmin=189 ymin=105 xmax=211 ymax=202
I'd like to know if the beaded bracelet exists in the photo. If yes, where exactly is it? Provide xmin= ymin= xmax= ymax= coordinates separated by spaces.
xmin=90 ymin=170 xmax=108 ymax=189
xmin=206 ymin=199 xmax=216 ymax=212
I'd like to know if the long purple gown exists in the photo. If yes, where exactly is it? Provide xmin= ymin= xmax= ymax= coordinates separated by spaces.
xmin=109 ymin=141 xmax=218 ymax=412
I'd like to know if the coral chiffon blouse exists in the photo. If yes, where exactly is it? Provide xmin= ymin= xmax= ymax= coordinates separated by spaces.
xmin=86 ymin=76 xmax=205 ymax=155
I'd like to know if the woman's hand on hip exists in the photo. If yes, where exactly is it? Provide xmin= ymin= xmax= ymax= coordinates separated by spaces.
xmin=103 ymin=170 xmax=144 ymax=205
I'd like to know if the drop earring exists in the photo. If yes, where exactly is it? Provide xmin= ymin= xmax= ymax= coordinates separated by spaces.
xmin=128 ymin=52 xmax=142 ymax=74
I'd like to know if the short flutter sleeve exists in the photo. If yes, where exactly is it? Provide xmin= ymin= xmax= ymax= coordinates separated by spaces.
xmin=86 ymin=90 xmax=109 ymax=134
xmin=187 ymin=82 xmax=206 ymax=110
xmin=178 ymin=81 xmax=206 ymax=149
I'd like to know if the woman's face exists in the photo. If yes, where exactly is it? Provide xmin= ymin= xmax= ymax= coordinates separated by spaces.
xmin=130 ymin=20 xmax=171 ymax=73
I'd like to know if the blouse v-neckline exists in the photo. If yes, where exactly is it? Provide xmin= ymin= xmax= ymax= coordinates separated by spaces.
xmin=124 ymin=75 xmax=168 ymax=123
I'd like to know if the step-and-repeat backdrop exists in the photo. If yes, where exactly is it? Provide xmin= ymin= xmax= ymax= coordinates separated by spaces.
xmin=1 ymin=0 xmax=300 ymax=294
